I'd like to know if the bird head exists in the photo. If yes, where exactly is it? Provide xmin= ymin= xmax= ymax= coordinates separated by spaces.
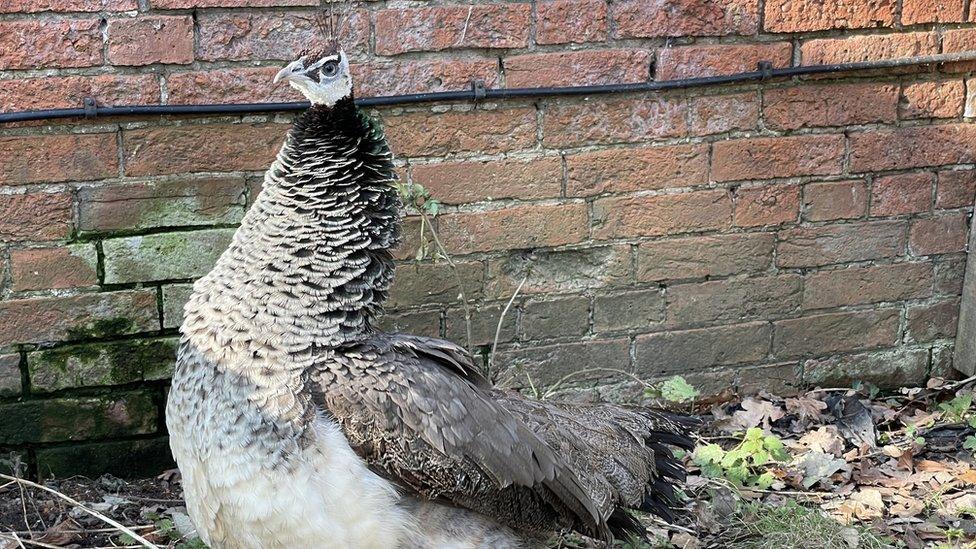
xmin=273 ymin=41 xmax=352 ymax=107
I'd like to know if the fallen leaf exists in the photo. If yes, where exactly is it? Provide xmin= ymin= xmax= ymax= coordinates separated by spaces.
xmin=793 ymin=450 xmax=850 ymax=489
xmin=729 ymin=397 xmax=785 ymax=431
xmin=797 ymin=426 xmax=845 ymax=456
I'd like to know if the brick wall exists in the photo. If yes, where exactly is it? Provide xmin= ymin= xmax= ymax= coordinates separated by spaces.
xmin=1 ymin=0 xmax=975 ymax=477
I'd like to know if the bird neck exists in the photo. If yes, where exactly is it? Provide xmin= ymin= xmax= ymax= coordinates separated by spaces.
xmin=181 ymin=98 xmax=401 ymax=366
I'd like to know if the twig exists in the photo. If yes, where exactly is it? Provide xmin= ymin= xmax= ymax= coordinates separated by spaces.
xmin=488 ymin=275 xmax=527 ymax=382
xmin=9 ymin=532 xmax=26 ymax=549
xmin=941 ymin=373 xmax=976 ymax=391
xmin=647 ymin=515 xmax=696 ymax=535
xmin=0 ymin=474 xmax=158 ymax=549
xmin=417 ymin=208 xmax=474 ymax=353
xmin=457 ymin=5 xmax=473 ymax=46
xmin=0 ymin=534 xmax=54 ymax=549
xmin=541 ymin=367 xmax=651 ymax=400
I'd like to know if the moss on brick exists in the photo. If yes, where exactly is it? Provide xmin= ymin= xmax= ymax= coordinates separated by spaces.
xmin=65 ymin=317 xmax=140 ymax=341
xmin=0 ymin=392 xmax=157 ymax=445
xmin=28 ymin=338 xmax=178 ymax=392
xmin=101 ymin=229 xmax=234 ymax=284
xmin=36 ymin=437 xmax=174 ymax=479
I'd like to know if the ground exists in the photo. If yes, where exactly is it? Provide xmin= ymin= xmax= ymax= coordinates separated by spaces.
xmin=2 ymin=377 xmax=975 ymax=549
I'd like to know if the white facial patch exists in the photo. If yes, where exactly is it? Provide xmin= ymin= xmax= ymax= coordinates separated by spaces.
xmin=287 ymin=52 xmax=353 ymax=107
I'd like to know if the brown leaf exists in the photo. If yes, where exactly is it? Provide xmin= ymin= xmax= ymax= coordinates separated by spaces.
xmin=797 ymin=426 xmax=845 ymax=456
xmin=34 ymin=518 xmax=82 ymax=546
xmin=729 ymin=396 xmax=785 ymax=431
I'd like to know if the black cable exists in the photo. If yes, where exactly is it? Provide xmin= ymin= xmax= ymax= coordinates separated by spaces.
xmin=2 ymin=51 xmax=975 ymax=124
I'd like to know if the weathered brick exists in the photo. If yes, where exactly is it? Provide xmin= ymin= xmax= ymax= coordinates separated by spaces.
xmin=774 ymin=309 xmax=900 ymax=358
xmin=801 ymin=32 xmax=938 ymax=65
xmin=803 ymin=262 xmax=933 ymax=310
xmin=688 ymin=92 xmax=759 ymax=135
xmin=612 ymin=0 xmax=759 ymax=38
xmin=0 ymin=290 xmax=158 ymax=347
xmin=667 ymin=276 xmax=801 ymax=326
xmin=712 ymin=135 xmax=845 ymax=182
xmin=198 ymin=11 xmax=369 ymax=61
xmin=385 ymin=108 xmax=536 ymax=157
xmin=36 ymin=438 xmax=174 ymax=480
xmin=0 ymin=133 xmax=118 ymax=185
xmin=0 ymin=0 xmax=135 ymax=12
xmin=496 ymin=339 xmax=630 ymax=387
xmin=543 ymin=96 xmax=687 ymax=147
xmin=907 ymin=298 xmax=960 ymax=343
xmin=411 ymin=157 xmax=562 ymax=204
xmin=446 ymin=303 xmax=516 ymax=347
xmin=656 ymin=43 xmax=792 ymax=80
xmin=935 ymin=255 xmax=967 ymax=295
xmin=0 ymin=393 xmax=156 ymax=444
xmin=851 ymin=124 xmax=976 ymax=173
xmin=637 ymin=233 xmax=773 ymax=282
xmin=870 ymin=173 xmax=933 ymax=216
xmin=153 ymin=0 xmax=314 ymax=7
xmin=804 ymin=180 xmax=867 ymax=221
xmin=439 ymin=204 xmax=588 ymax=254
xmin=0 ymin=74 xmax=158 ymax=113
xmin=734 ymin=184 xmax=800 ymax=228
xmin=79 ymin=178 xmax=246 ymax=233
xmin=29 ymin=338 xmax=178 ymax=392
xmin=354 ymin=60 xmax=500 ymax=97
xmin=804 ymin=348 xmax=927 ymax=389
xmin=537 ymin=0 xmax=608 ymax=44
xmin=968 ymin=80 xmax=976 ymax=116
xmin=10 ymin=245 xmax=98 ymax=292
xmin=763 ymin=83 xmax=898 ymax=130
xmin=522 ymin=296 xmax=590 ymax=339
xmin=123 ymin=124 xmax=286 ymax=177
xmin=902 ymin=0 xmax=965 ymax=24
xmin=634 ymin=322 xmax=770 ymax=376
xmin=593 ymin=190 xmax=732 ymax=239
xmin=486 ymin=245 xmax=631 ymax=298
xmin=391 ymin=216 xmax=432 ymax=262
xmin=108 ymin=16 xmax=193 ymax=66
xmin=0 ymin=19 xmax=102 ymax=70
xmin=764 ymin=0 xmax=896 ymax=32
xmin=593 ymin=289 xmax=663 ymax=332
xmin=377 ymin=309 xmax=441 ymax=339
xmin=389 ymin=262 xmax=484 ymax=309
xmin=735 ymin=362 xmax=803 ymax=395
xmin=103 ymin=229 xmax=234 ymax=284
xmin=900 ymin=81 xmax=965 ymax=119
xmin=910 ymin=214 xmax=969 ymax=256
xmin=0 ymin=192 xmax=73 ymax=243
xmin=162 ymin=283 xmax=194 ymax=329
xmin=565 ymin=144 xmax=708 ymax=197
xmin=505 ymin=50 xmax=651 ymax=88
xmin=0 ymin=354 xmax=20 ymax=397
xmin=167 ymin=67 xmax=302 ymax=104
xmin=777 ymin=220 xmax=907 ymax=268
xmin=937 ymin=170 xmax=976 ymax=208
xmin=376 ymin=4 xmax=530 ymax=55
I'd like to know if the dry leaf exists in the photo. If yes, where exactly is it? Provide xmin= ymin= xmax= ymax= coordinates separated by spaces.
xmin=797 ymin=426 xmax=845 ymax=456
xmin=729 ymin=397 xmax=785 ymax=431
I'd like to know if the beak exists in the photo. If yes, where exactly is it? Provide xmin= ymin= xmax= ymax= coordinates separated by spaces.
xmin=273 ymin=59 xmax=305 ymax=85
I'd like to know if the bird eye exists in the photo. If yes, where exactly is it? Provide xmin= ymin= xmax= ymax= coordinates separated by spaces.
xmin=321 ymin=61 xmax=339 ymax=78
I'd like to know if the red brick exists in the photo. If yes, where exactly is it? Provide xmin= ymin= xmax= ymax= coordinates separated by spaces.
xmin=197 ymin=11 xmax=369 ymax=61
xmin=0 ymin=0 xmax=135 ymax=11
xmin=634 ymin=322 xmax=771 ymax=376
xmin=167 ymin=67 xmax=302 ymax=105
xmin=485 ymin=245 xmax=632 ymax=298
xmin=592 ymin=189 xmax=732 ymax=239
xmin=667 ymin=275 xmax=801 ymax=327
xmin=776 ymin=220 xmax=907 ymax=268
xmin=0 ymin=290 xmax=158 ymax=347
xmin=0 ymin=74 xmax=159 ymax=113
xmin=375 ymin=4 xmax=531 ymax=55
xmin=505 ymin=50 xmax=651 ymax=88
xmin=636 ymin=233 xmax=774 ymax=282
xmin=0 ymin=193 xmax=73 ymax=243
xmin=849 ymin=124 xmax=976 ymax=172
xmin=734 ymin=183 xmax=800 ymax=227
xmin=438 ymin=203 xmax=587 ymax=254
xmin=537 ymin=0 xmax=608 ymax=44
xmin=764 ymin=0 xmax=896 ymax=32
xmin=870 ymin=172 xmax=933 ymax=216
xmin=943 ymin=30 xmax=976 ymax=72
xmin=354 ymin=59 xmax=500 ymax=97
xmin=108 ymin=16 xmax=192 ymax=66
xmin=772 ymin=309 xmax=900 ymax=359
xmin=711 ymin=134 xmax=845 ymax=182
xmin=688 ymin=92 xmax=759 ymax=135
xmin=967 ymin=80 xmax=976 ymax=117
xmin=937 ymin=170 xmax=976 ymax=208
xmin=906 ymin=298 xmax=959 ymax=343
xmin=123 ymin=124 xmax=287 ymax=177
xmin=152 ymin=0 xmax=313 ymax=7
xmin=384 ymin=108 xmax=536 ymax=157
xmin=411 ymin=157 xmax=562 ymax=204
xmin=902 ymin=0 xmax=965 ymax=24
xmin=566 ymin=144 xmax=708 ymax=197
xmin=910 ymin=214 xmax=968 ymax=255
xmin=763 ymin=83 xmax=898 ymax=130
xmin=900 ymin=81 xmax=965 ymax=119
xmin=612 ymin=0 xmax=759 ymax=38
xmin=802 ymin=262 xmax=933 ymax=310
xmin=0 ymin=133 xmax=118 ymax=185
xmin=656 ymin=42 xmax=792 ymax=80
xmin=803 ymin=180 xmax=867 ymax=221
xmin=543 ymin=96 xmax=687 ymax=148
xmin=10 ymin=246 xmax=98 ymax=292
xmin=0 ymin=19 xmax=102 ymax=70
xmin=388 ymin=262 xmax=485 ymax=308
xmin=498 ymin=339 xmax=631 ymax=387
xmin=800 ymin=32 xmax=937 ymax=65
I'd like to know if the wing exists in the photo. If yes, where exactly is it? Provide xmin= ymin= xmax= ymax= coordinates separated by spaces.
xmin=309 ymin=333 xmax=611 ymax=540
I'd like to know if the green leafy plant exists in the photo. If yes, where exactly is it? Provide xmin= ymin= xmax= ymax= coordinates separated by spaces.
xmin=645 ymin=375 xmax=699 ymax=404
xmin=693 ymin=428 xmax=790 ymax=488
xmin=938 ymin=392 xmax=973 ymax=423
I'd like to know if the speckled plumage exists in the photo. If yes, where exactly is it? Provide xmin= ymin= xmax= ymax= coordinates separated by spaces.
xmin=167 ymin=89 xmax=692 ymax=549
